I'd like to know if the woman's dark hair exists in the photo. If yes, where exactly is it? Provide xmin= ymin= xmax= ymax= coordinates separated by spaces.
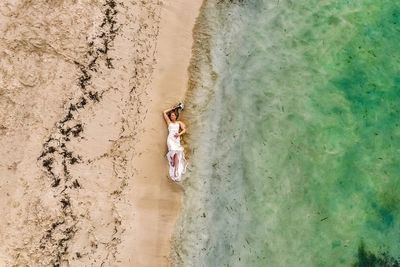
xmin=168 ymin=110 xmax=179 ymax=120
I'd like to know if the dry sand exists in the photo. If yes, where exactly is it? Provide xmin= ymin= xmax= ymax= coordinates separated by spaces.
xmin=0 ymin=0 xmax=202 ymax=266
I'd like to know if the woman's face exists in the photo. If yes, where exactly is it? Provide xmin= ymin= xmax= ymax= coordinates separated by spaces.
xmin=170 ymin=112 xmax=177 ymax=121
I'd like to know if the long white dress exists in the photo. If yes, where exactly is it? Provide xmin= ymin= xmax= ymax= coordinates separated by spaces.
xmin=166 ymin=122 xmax=187 ymax=182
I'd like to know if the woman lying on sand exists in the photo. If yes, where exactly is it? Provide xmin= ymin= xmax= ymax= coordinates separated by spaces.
xmin=163 ymin=103 xmax=188 ymax=181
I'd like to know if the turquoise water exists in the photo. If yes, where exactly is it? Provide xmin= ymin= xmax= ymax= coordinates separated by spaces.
xmin=173 ymin=0 xmax=400 ymax=266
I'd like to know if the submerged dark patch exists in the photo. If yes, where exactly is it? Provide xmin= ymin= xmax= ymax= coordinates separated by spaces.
xmin=353 ymin=242 xmax=400 ymax=267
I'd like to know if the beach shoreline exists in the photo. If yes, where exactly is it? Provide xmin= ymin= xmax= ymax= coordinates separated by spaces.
xmin=118 ymin=0 xmax=204 ymax=266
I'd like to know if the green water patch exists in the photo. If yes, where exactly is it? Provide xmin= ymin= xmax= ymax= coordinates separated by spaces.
xmin=235 ymin=1 xmax=400 ymax=265
xmin=174 ymin=0 xmax=400 ymax=266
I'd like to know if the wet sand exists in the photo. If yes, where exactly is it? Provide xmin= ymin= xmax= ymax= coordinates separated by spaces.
xmin=118 ymin=0 xmax=203 ymax=266
xmin=0 ymin=0 xmax=202 ymax=266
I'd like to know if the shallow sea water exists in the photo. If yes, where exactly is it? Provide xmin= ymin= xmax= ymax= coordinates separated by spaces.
xmin=173 ymin=1 xmax=400 ymax=266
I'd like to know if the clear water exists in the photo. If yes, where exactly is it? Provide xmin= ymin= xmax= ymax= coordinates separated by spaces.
xmin=173 ymin=0 xmax=400 ymax=266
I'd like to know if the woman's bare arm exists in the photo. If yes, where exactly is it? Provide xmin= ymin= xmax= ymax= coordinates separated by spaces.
xmin=178 ymin=121 xmax=187 ymax=136
xmin=163 ymin=107 xmax=175 ymax=124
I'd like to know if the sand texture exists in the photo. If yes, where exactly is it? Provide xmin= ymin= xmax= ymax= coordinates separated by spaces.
xmin=0 ymin=0 xmax=202 ymax=266
xmin=117 ymin=0 xmax=204 ymax=265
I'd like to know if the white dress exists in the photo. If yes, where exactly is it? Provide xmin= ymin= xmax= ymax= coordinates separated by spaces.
xmin=166 ymin=122 xmax=187 ymax=182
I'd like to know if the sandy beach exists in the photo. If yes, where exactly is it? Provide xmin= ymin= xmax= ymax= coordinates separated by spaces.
xmin=0 ymin=0 xmax=202 ymax=266
xmin=118 ymin=0 xmax=203 ymax=266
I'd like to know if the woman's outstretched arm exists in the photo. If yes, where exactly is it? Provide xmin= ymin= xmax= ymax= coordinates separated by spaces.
xmin=163 ymin=106 xmax=175 ymax=124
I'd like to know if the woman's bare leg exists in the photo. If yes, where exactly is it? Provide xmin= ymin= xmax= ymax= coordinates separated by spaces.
xmin=173 ymin=153 xmax=179 ymax=177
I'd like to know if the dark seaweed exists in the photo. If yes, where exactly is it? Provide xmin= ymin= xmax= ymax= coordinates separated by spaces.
xmin=353 ymin=242 xmax=400 ymax=267
xmin=35 ymin=1 xmax=121 ymax=265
